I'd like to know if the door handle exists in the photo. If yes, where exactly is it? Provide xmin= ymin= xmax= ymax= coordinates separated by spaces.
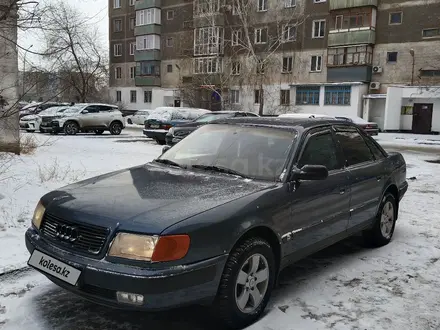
xmin=377 ymin=176 xmax=382 ymax=181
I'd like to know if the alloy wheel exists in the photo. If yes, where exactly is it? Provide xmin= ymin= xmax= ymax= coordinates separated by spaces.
xmin=380 ymin=201 xmax=394 ymax=239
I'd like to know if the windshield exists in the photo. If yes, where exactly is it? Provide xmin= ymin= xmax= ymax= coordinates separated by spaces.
xmin=194 ymin=113 xmax=234 ymax=123
xmin=158 ymin=124 xmax=296 ymax=181
xmin=148 ymin=109 xmax=173 ymax=121
xmin=40 ymin=107 xmax=66 ymax=115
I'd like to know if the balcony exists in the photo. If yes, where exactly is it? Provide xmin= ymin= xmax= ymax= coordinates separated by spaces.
xmin=135 ymin=0 xmax=161 ymax=10
xmin=329 ymin=0 xmax=377 ymax=11
xmin=328 ymin=29 xmax=375 ymax=47
xmin=134 ymin=24 xmax=161 ymax=36
xmin=327 ymin=66 xmax=372 ymax=82
xmin=135 ymin=50 xmax=161 ymax=61
xmin=135 ymin=76 xmax=161 ymax=86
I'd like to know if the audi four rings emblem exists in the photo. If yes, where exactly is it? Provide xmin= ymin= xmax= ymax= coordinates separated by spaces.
xmin=55 ymin=224 xmax=79 ymax=242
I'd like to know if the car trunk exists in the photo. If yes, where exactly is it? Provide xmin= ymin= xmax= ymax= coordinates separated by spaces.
xmin=144 ymin=119 xmax=173 ymax=130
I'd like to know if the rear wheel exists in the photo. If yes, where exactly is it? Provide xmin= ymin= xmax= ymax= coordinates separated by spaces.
xmin=64 ymin=121 xmax=79 ymax=135
xmin=213 ymin=237 xmax=275 ymax=329
xmin=363 ymin=193 xmax=397 ymax=247
xmin=109 ymin=122 xmax=122 ymax=135
xmin=155 ymin=139 xmax=166 ymax=145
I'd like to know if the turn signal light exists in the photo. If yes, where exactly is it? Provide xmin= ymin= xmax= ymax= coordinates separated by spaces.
xmin=151 ymin=235 xmax=190 ymax=262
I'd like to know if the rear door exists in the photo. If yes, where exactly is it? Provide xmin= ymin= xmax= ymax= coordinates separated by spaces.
xmin=332 ymin=124 xmax=383 ymax=230
xmin=284 ymin=127 xmax=351 ymax=255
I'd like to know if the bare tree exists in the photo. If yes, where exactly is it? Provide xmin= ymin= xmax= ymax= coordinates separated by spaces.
xmin=37 ymin=0 xmax=107 ymax=103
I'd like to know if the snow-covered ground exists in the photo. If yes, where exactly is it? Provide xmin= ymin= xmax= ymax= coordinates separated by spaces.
xmin=1 ymin=131 xmax=440 ymax=329
xmin=374 ymin=132 xmax=440 ymax=151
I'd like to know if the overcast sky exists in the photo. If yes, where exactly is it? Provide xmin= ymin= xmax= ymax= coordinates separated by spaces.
xmin=18 ymin=0 xmax=108 ymax=70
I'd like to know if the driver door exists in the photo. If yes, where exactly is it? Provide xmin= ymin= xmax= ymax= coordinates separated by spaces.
xmin=283 ymin=127 xmax=351 ymax=257
xmin=79 ymin=105 xmax=100 ymax=128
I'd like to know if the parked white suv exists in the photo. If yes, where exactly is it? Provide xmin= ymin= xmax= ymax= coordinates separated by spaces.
xmin=51 ymin=103 xmax=125 ymax=135
xmin=19 ymin=106 xmax=69 ymax=133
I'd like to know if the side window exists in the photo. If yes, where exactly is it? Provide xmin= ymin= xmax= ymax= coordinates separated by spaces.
xmin=84 ymin=105 xmax=98 ymax=113
xmin=171 ymin=111 xmax=184 ymax=120
xmin=235 ymin=112 xmax=247 ymax=117
xmin=364 ymin=136 xmax=386 ymax=160
xmin=246 ymin=112 xmax=259 ymax=117
xmin=97 ymin=106 xmax=111 ymax=112
xmin=298 ymin=131 xmax=341 ymax=171
xmin=333 ymin=125 xmax=374 ymax=166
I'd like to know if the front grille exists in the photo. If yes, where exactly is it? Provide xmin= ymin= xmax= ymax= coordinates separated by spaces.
xmin=40 ymin=213 xmax=109 ymax=256
xmin=41 ymin=116 xmax=54 ymax=123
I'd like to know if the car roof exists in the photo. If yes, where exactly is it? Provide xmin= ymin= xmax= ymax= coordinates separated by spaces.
xmin=208 ymin=116 xmax=354 ymax=131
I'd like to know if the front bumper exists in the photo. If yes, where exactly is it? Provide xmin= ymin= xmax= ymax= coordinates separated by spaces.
xmin=143 ymin=129 xmax=167 ymax=142
xmin=50 ymin=121 xmax=64 ymax=133
xmin=25 ymin=227 xmax=226 ymax=310
xmin=20 ymin=121 xmax=36 ymax=130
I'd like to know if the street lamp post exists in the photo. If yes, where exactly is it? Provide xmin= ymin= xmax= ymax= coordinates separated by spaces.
xmin=409 ymin=48 xmax=415 ymax=86
xmin=22 ymin=44 xmax=33 ymax=98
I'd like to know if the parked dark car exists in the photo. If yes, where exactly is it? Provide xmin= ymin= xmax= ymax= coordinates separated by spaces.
xmin=26 ymin=117 xmax=407 ymax=329
xmin=143 ymin=107 xmax=210 ymax=145
xmin=165 ymin=111 xmax=259 ymax=146
xmin=335 ymin=116 xmax=379 ymax=136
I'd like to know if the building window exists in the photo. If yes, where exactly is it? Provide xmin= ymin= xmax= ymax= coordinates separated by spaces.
xmin=229 ymin=90 xmax=240 ymax=104
xmin=280 ymin=90 xmax=290 ymax=105
xmin=139 ymin=61 xmax=160 ymax=76
xmin=114 ymin=19 xmax=122 ymax=32
xmin=387 ymin=51 xmax=398 ymax=63
xmin=231 ymin=61 xmax=241 ymax=75
xmin=144 ymin=91 xmax=152 ymax=103
xmin=130 ymin=17 xmax=135 ymax=30
xmin=116 ymin=90 xmax=121 ymax=102
xmin=136 ymin=35 xmax=161 ymax=50
xmin=194 ymin=27 xmax=223 ymax=55
xmin=324 ymin=86 xmax=351 ymax=105
xmin=136 ymin=8 xmax=161 ymax=26
xmin=327 ymin=45 xmax=373 ymax=66
xmin=254 ymin=28 xmax=267 ymax=44
xmin=282 ymin=56 xmax=293 ymax=73
xmin=114 ymin=44 xmax=122 ymax=56
xmin=310 ymin=55 xmax=322 ymax=72
xmin=194 ymin=0 xmax=221 ymax=16
xmin=314 ymin=0 xmax=326 ymax=2
xmin=420 ymin=69 xmax=440 ymax=77
xmin=129 ymin=0 xmax=135 ymax=5
xmin=129 ymin=42 xmax=136 ymax=55
xmin=113 ymin=0 xmax=121 ymax=8
xmin=296 ymin=86 xmax=320 ymax=105
xmin=232 ymin=29 xmax=241 ymax=46
xmin=254 ymin=90 xmax=261 ymax=104
xmin=282 ymin=25 xmax=296 ymax=42
xmin=389 ymin=12 xmax=402 ymax=25
xmin=422 ymin=28 xmax=440 ymax=38
xmin=193 ymin=57 xmax=222 ymax=74
xmin=312 ymin=20 xmax=325 ymax=38
xmin=130 ymin=90 xmax=137 ymax=103
xmin=257 ymin=0 xmax=267 ymax=11
xmin=115 ymin=67 xmax=122 ymax=79
xmin=130 ymin=66 xmax=136 ymax=79
xmin=167 ymin=10 xmax=174 ymax=20
xmin=167 ymin=64 xmax=173 ymax=72
xmin=166 ymin=37 xmax=173 ymax=47
xmin=285 ymin=0 xmax=296 ymax=8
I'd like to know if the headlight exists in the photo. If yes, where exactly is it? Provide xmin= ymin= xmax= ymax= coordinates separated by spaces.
xmin=32 ymin=201 xmax=45 ymax=229
xmin=108 ymin=233 xmax=190 ymax=262
xmin=168 ymin=127 xmax=175 ymax=135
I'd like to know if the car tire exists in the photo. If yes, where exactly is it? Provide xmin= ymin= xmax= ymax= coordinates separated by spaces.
xmin=213 ymin=237 xmax=276 ymax=329
xmin=64 ymin=121 xmax=79 ymax=135
xmin=155 ymin=139 xmax=166 ymax=145
xmin=363 ymin=193 xmax=397 ymax=247
xmin=95 ymin=130 xmax=104 ymax=135
xmin=26 ymin=130 xmax=35 ymax=133
xmin=109 ymin=122 xmax=123 ymax=135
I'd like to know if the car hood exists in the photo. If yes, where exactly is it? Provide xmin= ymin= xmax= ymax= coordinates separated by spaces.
xmin=42 ymin=163 xmax=274 ymax=234
xmin=174 ymin=121 xmax=202 ymax=129
xmin=20 ymin=114 xmax=38 ymax=121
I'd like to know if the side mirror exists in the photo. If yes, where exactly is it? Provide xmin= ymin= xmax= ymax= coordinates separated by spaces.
xmin=81 ymin=110 xmax=88 ymax=114
xmin=162 ymin=145 xmax=171 ymax=154
xmin=294 ymin=165 xmax=328 ymax=181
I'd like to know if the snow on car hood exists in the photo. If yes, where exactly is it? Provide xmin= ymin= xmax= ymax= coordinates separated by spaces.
xmin=20 ymin=115 xmax=38 ymax=121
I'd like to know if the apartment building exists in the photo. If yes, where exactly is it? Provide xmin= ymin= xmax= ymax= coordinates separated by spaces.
xmin=109 ymin=0 xmax=440 ymax=133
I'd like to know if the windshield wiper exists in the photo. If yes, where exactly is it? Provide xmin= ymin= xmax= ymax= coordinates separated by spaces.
xmin=191 ymin=164 xmax=251 ymax=179
xmin=153 ymin=158 xmax=186 ymax=168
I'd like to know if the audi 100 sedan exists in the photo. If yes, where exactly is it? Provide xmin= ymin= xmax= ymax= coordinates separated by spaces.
xmin=26 ymin=117 xmax=408 ymax=329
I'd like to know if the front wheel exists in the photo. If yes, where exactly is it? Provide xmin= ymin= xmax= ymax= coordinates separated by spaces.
xmin=213 ymin=238 xmax=276 ymax=329
xmin=363 ymin=193 xmax=397 ymax=247
xmin=64 ymin=121 xmax=79 ymax=135
xmin=155 ymin=139 xmax=166 ymax=145
xmin=109 ymin=122 xmax=122 ymax=135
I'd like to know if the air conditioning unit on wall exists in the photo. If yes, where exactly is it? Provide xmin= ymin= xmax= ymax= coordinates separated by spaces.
xmin=372 ymin=66 xmax=383 ymax=74
xmin=369 ymin=82 xmax=381 ymax=90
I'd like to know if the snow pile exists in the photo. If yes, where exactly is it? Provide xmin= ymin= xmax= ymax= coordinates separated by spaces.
xmin=375 ymin=133 xmax=440 ymax=151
